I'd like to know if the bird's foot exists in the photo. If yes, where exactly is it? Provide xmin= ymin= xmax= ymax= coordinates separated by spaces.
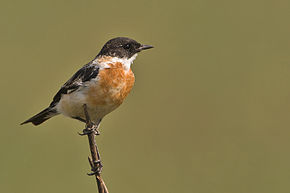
xmin=79 ymin=104 xmax=101 ymax=135
xmin=78 ymin=128 xmax=92 ymax=136
xmin=78 ymin=124 xmax=100 ymax=136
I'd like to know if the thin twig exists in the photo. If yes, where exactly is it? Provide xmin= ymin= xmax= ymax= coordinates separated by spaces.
xmin=82 ymin=104 xmax=109 ymax=193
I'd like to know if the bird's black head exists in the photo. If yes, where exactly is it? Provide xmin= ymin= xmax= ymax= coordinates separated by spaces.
xmin=97 ymin=37 xmax=153 ymax=59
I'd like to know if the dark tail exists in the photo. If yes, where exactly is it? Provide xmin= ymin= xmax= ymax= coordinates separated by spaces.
xmin=21 ymin=107 xmax=59 ymax=126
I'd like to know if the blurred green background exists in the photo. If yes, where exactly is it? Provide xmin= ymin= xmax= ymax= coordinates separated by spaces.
xmin=1 ymin=0 xmax=290 ymax=193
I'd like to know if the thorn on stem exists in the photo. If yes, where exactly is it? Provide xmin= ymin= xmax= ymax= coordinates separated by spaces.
xmin=82 ymin=104 xmax=109 ymax=192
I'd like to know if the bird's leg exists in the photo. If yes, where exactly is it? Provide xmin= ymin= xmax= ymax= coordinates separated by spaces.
xmin=78 ymin=104 xmax=100 ymax=136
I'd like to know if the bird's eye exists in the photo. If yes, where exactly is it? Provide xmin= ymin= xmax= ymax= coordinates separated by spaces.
xmin=124 ymin=44 xmax=131 ymax=49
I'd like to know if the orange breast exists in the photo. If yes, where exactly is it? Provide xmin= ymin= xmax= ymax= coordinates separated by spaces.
xmin=87 ymin=62 xmax=135 ymax=107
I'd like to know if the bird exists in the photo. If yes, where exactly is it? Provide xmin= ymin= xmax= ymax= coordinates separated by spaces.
xmin=21 ymin=37 xmax=153 ymax=131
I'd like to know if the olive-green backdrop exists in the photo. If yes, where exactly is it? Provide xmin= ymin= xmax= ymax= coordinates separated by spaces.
xmin=1 ymin=0 xmax=290 ymax=193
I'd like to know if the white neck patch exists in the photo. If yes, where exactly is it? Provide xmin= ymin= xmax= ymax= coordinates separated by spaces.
xmin=93 ymin=54 xmax=138 ymax=72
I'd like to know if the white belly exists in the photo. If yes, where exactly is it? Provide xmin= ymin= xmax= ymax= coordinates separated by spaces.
xmin=56 ymin=87 xmax=120 ymax=123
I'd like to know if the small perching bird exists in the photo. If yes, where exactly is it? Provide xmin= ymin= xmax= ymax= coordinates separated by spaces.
xmin=21 ymin=37 xmax=153 ymax=130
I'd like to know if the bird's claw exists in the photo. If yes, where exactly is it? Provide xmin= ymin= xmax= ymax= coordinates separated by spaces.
xmin=78 ymin=128 xmax=92 ymax=136
xmin=78 ymin=124 xmax=100 ymax=136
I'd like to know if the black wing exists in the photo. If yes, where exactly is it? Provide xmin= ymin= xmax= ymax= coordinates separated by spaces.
xmin=49 ymin=64 xmax=99 ymax=107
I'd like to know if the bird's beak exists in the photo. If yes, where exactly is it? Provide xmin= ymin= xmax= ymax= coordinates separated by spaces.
xmin=139 ymin=44 xmax=154 ymax=51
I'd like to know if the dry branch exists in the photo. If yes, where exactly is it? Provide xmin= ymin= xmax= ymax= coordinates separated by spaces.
xmin=81 ymin=104 xmax=109 ymax=193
